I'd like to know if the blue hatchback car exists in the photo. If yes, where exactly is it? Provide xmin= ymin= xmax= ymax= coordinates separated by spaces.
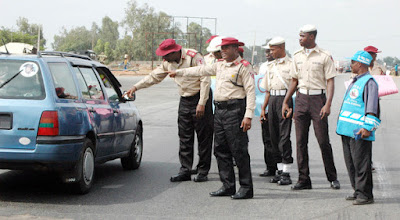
xmin=0 ymin=52 xmax=143 ymax=194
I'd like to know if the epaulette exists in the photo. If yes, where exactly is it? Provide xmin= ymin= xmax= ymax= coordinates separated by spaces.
xmin=319 ymin=48 xmax=332 ymax=57
xmin=293 ymin=49 xmax=303 ymax=55
xmin=240 ymin=59 xmax=251 ymax=67
xmin=217 ymin=59 xmax=224 ymax=62
xmin=186 ymin=50 xmax=197 ymax=58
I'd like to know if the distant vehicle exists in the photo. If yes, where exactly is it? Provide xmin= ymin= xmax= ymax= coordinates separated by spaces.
xmin=0 ymin=42 xmax=37 ymax=54
xmin=68 ymin=50 xmax=97 ymax=60
xmin=0 ymin=51 xmax=143 ymax=194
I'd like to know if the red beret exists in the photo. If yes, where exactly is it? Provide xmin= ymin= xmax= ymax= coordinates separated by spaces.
xmin=155 ymin=39 xmax=182 ymax=56
xmin=218 ymin=37 xmax=245 ymax=47
xmin=364 ymin=46 xmax=381 ymax=53
xmin=206 ymin=35 xmax=219 ymax=44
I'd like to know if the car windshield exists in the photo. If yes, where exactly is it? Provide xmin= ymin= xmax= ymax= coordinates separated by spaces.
xmin=0 ymin=59 xmax=45 ymax=100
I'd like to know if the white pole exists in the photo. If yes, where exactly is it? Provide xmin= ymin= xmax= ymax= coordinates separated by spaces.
xmin=37 ymin=25 xmax=41 ymax=52
xmin=251 ymin=31 xmax=256 ymax=64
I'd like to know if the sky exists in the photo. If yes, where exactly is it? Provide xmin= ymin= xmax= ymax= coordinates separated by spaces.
xmin=1 ymin=0 xmax=400 ymax=60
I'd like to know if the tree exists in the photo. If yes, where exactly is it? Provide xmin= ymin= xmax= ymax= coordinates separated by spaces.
xmin=93 ymin=39 xmax=104 ymax=55
xmin=99 ymin=16 xmax=119 ymax=49
xmin=187 ymin=22 xmax=211 ymax=54
xmin=104 ymin=42 xmax=113 ymax=60
xmin=90 ymin=22 xmax=100 ymax=50
xmin=0 ymin=17 xmax=46 ymax=50
xmin=383 ymin=57 xmax=395 ymax=67
xmin=382 ymin=56 xmax=400 ymax=67
xmin=53 ymin=26 xmax=92 ymax=52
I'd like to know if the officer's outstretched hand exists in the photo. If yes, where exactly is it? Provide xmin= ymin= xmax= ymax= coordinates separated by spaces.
xmin=282 ymin=103 xmax=292 ymax=119
xmin=196 ymin=104 xmax=205 ymax=119
xmin=356 ymin=128 xmax=371 ymax=139
xmin=168 ymin=71 xmax=177 ymax=78
xmin=320 ymin=104 xmax=331 ymax=119
xmin=241 ymin=117 xmax=252 ymax=132
xmin=124 ymin=86 xmax=137 ymax=99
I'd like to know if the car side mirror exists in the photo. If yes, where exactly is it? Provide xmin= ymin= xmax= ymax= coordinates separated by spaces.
xmin=122 ymin=91 xmax=135 ymax=102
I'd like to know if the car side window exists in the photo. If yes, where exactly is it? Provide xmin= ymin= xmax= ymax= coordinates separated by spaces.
xmin=96 ymin=68 xmax=119 ymax=102
xmin=73 ymin=67 xmax=91 ymax=100
xmin=48 ymin=63 xmax=78 ymax=99
xmin=75 ymin=67 xmax=104 ymax=100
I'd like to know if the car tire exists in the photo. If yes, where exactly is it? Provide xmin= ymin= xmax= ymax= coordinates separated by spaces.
xmin=121 ymin=124 xmax=143 ymax=170
xmin=71 ymin=138 xmax=95 ymax=194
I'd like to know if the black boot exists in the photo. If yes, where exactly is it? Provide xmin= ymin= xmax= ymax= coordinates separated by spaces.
xmin=270 ymin=170 xmax=282 ymax=183
xmin=277 ymin=172 xmax=292 ymax=185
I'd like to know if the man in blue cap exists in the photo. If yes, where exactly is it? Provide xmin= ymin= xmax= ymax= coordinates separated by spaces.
xmin=336 ymin=51 xmax=380 ymax=205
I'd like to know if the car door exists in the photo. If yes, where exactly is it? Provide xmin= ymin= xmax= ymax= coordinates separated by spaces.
xmin=73 ymin=66 xmax=115 ymax=158
xmin=95 ymin=67 xmax=136 ymax=154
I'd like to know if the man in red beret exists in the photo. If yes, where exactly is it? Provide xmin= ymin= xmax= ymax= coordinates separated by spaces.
xmin=169 ymin=37 xmax=256 ymax=199
xmin=238 ymin=47 xmax=244 ymax=58
xmin=126 ymin=39 xmax=213 ymax=183
xmin=364 ymin=46 xmax=386 ymax=75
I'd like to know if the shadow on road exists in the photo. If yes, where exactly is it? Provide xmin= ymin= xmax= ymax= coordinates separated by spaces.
xmin=0 ymin=160 xmax=179 ymax=205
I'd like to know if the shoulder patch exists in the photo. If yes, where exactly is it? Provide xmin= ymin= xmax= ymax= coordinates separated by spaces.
xmin=294 ymin=49 xmax=303 ymax=55
xmin=217 ymin=59 xmax=224 ymax=62
xmin=186 ymin=50 xmax=197 ymax=58
xmin=240 ymin=59 xmax=251 ymax=67
xmin=319 ymin=48 xmax=332 ymax=56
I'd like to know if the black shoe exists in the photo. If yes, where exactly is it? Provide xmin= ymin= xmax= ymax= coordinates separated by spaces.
xmin=277 ymin=173 xmax=292 ymax=185
xmin=259 ymin=170 xmax=276 ymax=177
xmin=193 ymin=174 xmax=208 ymax=182
xmin=191 ymin=167 xmax=198 ymax=175
xmin=353 ymin=198 xmax=374 ymax=205
xmin=231 ymin=188 xmax=253 ymax=199
xmin=270 ymin=170 xmax=282 ymax=183
xmin=345 ymin=194 xmax=357 ymax=201
xmin=291 ymin=181 xmax=312 ymax=190
xmin=330 ymin=180 xmax=340 ymax=189
xmin=170 ymin=174 xmax=191 ymax=182
xmin=210 ymin=187 xmax=236 ymax=197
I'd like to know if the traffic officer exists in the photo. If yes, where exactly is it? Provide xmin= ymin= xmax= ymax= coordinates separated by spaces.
xmin=238 ymin=47 xmax=244 ymax=58
xmin=125 ymin=39 xmax=213 ymax=183
xmin=282 ymin=25 xmax=340 ymax=190
xmin=260 ymin=37 xmax=293 ymax=185
xmin=259 ymin=43 xmax=278 ymax=177
xmin=364 ymin=46 xmax=386 ymax=75
xmin=204 ymin=36 xmax=224 ymax=66
xmin=169 ymin=37 xmax=256 ymax=199
xmin=337 ymin=51 xmax=380 ymax=205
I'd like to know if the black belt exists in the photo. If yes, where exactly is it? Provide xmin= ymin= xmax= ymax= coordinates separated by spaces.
xmin=181 ymin=92 xmax=200 ymax=101
xmin=214 ymin=99 xmax=245 ymax=109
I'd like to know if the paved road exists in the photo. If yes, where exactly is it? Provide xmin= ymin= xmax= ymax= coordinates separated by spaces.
xmin=0 ymin=74 xmax=399 ymax=219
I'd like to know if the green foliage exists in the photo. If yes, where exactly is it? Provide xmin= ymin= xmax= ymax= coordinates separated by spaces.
xmin=382 ymin=56 xmax=400 ymax=67
xmin=0 ymin=17 xmax=46 ymax=50
xmin=186 ymin=22 xmax=211 ymax=54
xmin=52 ymin=26 xmax=93 ymax=52
xmin=100 ymin=16 xmax=119 ymax=49
xmin=93 ymin=39 xmax=104 ymax=55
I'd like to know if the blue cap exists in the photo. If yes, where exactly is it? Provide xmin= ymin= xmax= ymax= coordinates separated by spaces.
xmin=351 ymin=51 xmax=373 ymax=65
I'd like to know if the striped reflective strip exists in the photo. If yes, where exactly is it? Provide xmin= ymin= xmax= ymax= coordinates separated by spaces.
xmin=338 ymin=116 xmax=364 ymax=125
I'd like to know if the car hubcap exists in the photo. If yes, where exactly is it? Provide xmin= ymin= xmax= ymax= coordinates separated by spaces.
xmin=134 ymin=133 xmax=142 ymax=163
xmin=83 ymin=148 xmax=94 ymax=185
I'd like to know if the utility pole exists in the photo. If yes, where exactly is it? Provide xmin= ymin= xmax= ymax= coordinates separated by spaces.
xmin=37 ymin=25 xmax=41 ymax=52
xmin=251 ymin=32 xmax=256 ymax=64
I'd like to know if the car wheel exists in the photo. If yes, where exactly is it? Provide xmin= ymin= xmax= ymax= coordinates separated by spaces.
xmin=72 ymin=138 xmax=95 ymax=194
xmin=121 ymin=124 xmax=143 ymax=170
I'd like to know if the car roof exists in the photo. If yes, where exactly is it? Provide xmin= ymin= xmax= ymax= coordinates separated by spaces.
xmin=0 ymin=52 xmax=106 ymax=68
